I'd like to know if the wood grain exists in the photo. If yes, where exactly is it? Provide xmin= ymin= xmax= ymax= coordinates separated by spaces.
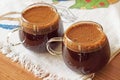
xmin=94 ymin=53 xmax=120 ymax=80
xmin=0 ymin=52 xmax=120 ymax=80
xmin=0 ymin=53 xmax=41 ymax=80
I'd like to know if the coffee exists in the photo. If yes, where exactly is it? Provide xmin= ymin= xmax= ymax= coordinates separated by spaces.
xmin=19 ymin=4 xmax=63 ymax=52
xmin=62 ymin=22 xmax=110 ymax=74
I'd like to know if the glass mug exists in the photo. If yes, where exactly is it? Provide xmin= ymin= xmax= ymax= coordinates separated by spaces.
xmin=0 ymin=3 xmax=64 ymax=52
xmin=46 ymin=21 xmax=110 ymax=74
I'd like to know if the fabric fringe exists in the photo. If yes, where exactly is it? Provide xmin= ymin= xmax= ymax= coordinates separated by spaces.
xmin=1 ymin=40 xmax=120 ymax=80
xmin=0 ymin=42 xmax=95 ymax=80
xmin=0 ymin=43 xmax=65 ymax=80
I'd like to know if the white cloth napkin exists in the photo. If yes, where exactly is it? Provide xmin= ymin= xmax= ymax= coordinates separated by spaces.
xmin=0 ymin=0 xmax=120 ymax=80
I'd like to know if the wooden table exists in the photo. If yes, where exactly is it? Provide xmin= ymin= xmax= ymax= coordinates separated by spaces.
xmin=0 ymin=52 xmax=120 ymax=80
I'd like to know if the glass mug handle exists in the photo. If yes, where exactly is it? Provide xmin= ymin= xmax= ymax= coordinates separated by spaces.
xmin=46 ymin=37 xmax=95 ymax=79
xmin=0 ymin=12 xmax=25 ymax=46
xmin=54 ymin=5 xmax=77 ymax=23
xmin=0 ymin=12 xmax=20 ymax=21
xmin=46 ymin=37 xmax=63 ymax=55
xmin=7 ymin=28 xmax=25 ymax=47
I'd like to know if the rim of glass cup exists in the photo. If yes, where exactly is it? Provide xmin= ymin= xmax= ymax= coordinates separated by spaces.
xmin=63 ymin=21 xmax=106 ymax=53
xmin=21 ymin=3 xmax=58 ymax=25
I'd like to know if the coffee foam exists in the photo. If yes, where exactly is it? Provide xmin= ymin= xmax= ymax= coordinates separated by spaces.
xmin=21 ymin=5 xmax=60 ymax=35
xmin=63 ymin=21 xmax=107 ymax=53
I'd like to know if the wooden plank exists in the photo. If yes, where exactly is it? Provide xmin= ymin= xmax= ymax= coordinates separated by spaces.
xmin=0 ymin=53 xmax=41 ymax=80
xmin=95 ymin=53 xmax=120 ymax=80
xmin=0 ymin=52 xmax=120 ymax=80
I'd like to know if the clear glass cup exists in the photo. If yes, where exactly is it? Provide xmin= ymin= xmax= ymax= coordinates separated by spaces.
xmin=19 ymin=3 xmax=64 ymax=52
xmin=1 ymin=3 xmax=64 ymax=52
xmin=46 ymin=21 xmax=110 ymax=74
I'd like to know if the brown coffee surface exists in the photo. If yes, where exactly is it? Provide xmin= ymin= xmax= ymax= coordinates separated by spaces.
xmin=64 ymin=22 xmax=107 ymax=53
xmin=22 ymin=6 xmax=60 ymax=35
xmin=23 ymin=6 xmax=57 ymax=24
